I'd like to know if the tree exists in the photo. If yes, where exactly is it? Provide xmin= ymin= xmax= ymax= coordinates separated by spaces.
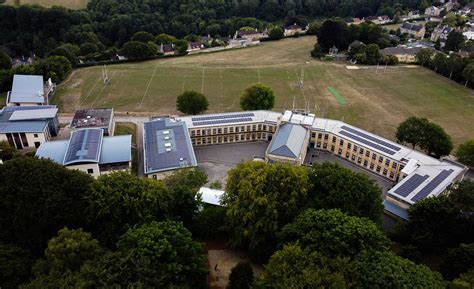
xmin=86 ymin=172 xmax=166 ymax=247
xmin=174 ymin=39 xmax=189 ymax=54
xmin=310 ymin=42 xmax=323 ymax=58
xmin=193 ymin=205 xmax=227 ymax=238
xmin=445 ymin=31 xmax=465 ymax=52
xmin=308 ymin=162 xmax=384 ymax=223
xmin=0 ymin=158 xmax=93 ymax=255
xmin=176 ymin=90 xmax=209 ymax=115
xmin=395 ymin=116 xmax=427 ymax=148
xmin=449 ymin=180 xmax=474 ymax=212
xmin=462 ymin=63 xmax=474 ymax=87
xmin=306 ymin=21 xmax=321 ymax=35
xmin=222 ymin=161 xmax=308 ymax=261
xmin=441 ymin=243 xmax=474 ymax=280
xmin=79 ymin=42 xmax=98 ymax=56
xmin=279 ymin=209 xmax=390 ymax=257
xmin=0 ymin=141 xmax=18 ymax=161
xmin=116 ymin=221 xmax=208 ymax=288
xmin=421 ymin=122 xmax=453 ymax=158
xmin=121 ymin=41 xmax=156 ymax=60
xmin=0 ymin=49 xmax=12 ymax=70
xmin=451 ymin=269 xmax=474 ymax=289
xmin=256 ymin=244 xmax=350 ymax=289
xmin=433 ymin=52 xmax=448 ymax=73
xmin=240 ymin=83 xmax=275 ymax=111
xmin=33 ymin=56 xmax=72 ymax=83
xmin=227 ymin=262 xmax=254 ymax=289
xmin=0 ymin=243 xmax=33 ymax=289
xmin=48 ymin=47 xmax=78 ymax=66
xmin=350 ymin=250 xmax=445 ymax=289
xmin=131 ymin=31 xmax=155 ymax=43
xmin=268 ymin=26 xmax=284 ymax=40
xmin=365 ymin=43 xmax=381 ymax=65
xmin=155 ymin=33 xmax=177 ymax=45
xmin=317 ymin=19 xmax=348 ymax=51
xmin=416 ymin=48 xmax=434 ymax=66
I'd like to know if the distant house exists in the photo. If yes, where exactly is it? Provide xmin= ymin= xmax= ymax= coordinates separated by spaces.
xmin=430 ymin=16 xmax=444 ymax=23
xmin=444 ymin=1 xmax=454 ymax=12
xmin=36 ymin=128 xmax=132 ymax=178
xmin=284 ymin=23 xmax=305 ymax=36
xmin=70 ymin=108 xmax=115 ymax=136
xmin=457 ymin=6 xmax=471 ymax=16
xmin=0 ymin=105 xmax=59 ymax=149
xmin=160 ymin=43 xmax=175 ymax=56
xmin=463 ymin=27 xmax=474 ymax=40
xmin=328 ymin=45 xmax=339 ymax=55
xmin=347 ymin=17 xmax=364 ymax=25
xmin=431 ymin=25 xmax=454 ymax=48
xmin=111 ymin=54 xmax=127 ymax=61
xmin=6 ymin=75 xmax=55 ymax=107
xmin=201 ymin=34 xmax=213 ymax=44
xmin=407 ymin=10 xmax=420 ymax=19
xmin=456 ymin=46 xmax=474 ymax=58
xmin=378 ymin=15 xmax=392 ymax=24
xmin=425 ymin=6 xmax=441 ymax=17
xmin=11 ymin=56 xmax=33 ymax=67
xmin=234 ymin=29 xmax=267 ymax=41
xmin=468 ymin=18 xmax=474 ymax=27
xmin=380 ymin=46 xmax=430 ymax=63
xmin=187 ymin=42 xmax=204 ymax=52
xmin=400 ymin=22 xmax=426 ymax=38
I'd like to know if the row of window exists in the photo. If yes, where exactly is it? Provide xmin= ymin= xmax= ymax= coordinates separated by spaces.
xmin=192 ymin=132 xmax=270 ymax=146
xmin=190 ymin=123 xmax=275 ymax=137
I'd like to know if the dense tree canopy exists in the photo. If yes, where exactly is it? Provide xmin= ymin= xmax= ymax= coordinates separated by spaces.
xmin=441 ymin=243 xmax=474 ymax=280
xmin=176 ymin=90 xmax=209 ymax=115
xmin=0 ymin=49 xmax=12 ymax=70
xmin=0 ymin=243 xmax=33 ymax=289
xmin=120 ymin=41 xmax=157 ymax=60
xmin=0 ymin=157 xmax=93 ymax=255
xmin=279 ymin=209 xmax=390 ymax=257
xmin=308 ymin=162 xmax=383 ymax=223
xmin=240 ymin=83 xmax=275 ymax=111
xmin=227 ymin=262 xmax=254 ymax=289
xmin=222 ymin=161 xmax=308 ymax=261
xmin=456 ymin=140 xmax=474 ymax=167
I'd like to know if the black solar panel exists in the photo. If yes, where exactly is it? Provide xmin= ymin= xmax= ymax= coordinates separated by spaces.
xmin=193 ymin=117 xmax=253 ymax=126
xmin=339 ymin=130 xmax=396 ymax=155
xmin=341 ymin=125 xmax=401 ymax=151
xmin=411 ymin=169 xmax=454 ymax=202
xmin=64 ymin=129 xmax=103 ymax=164
xmin=393 ymin=174 xmax=429 ymax=197
xmin=191 ymin=113 xmax=255 ymax=122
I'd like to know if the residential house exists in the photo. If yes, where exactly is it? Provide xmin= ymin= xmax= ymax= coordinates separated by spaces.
xmin=408 ymin=10 xmax=420 ymax=19
xmin=380 ymin=46 xmax=427 ymax=63
xmin=400 ymin=22 xmax=426 ymax=38
xmin=187 ymin=41 xmax=204 ymax=52
xmin=0 ymin=105 xmax=59 ymax=149
xmin=468 ymin=18 xmax=474 ymax=27
xmin=160 ymin=43 xmax=175 ymax=56
xmin=234 ymin=29 xmax=267 ymax=41
xmin=444 ymin=1 xmax=454 ymax=12
xmin=284 ymin=23 xmax=304 ymax=36
xmin=347 ymin=17 xmax=364 ymax=25
xmin=431 ymin=25 xmax=454 ymax=48
xmin=425 ymin=6 xmax=441 ymax=17
xmin=6 ymin=74 xmax=55 ymax=107
xmin=328 ymin=45 xmax=339 ymax=55
xmin=36 ymin=128 xmax=132 ymax=178
xmin=457 ymin=6 xmax=471 ymax=16
xmin=463 ymin=27 xmax=474 ymax=40
xmin=70 ymin=108 xmax=115 ymax=136
xmin=378 ymin=15 xmax=392 ymax=24
xmin=430 ymin=16 xmax=444 ymax=23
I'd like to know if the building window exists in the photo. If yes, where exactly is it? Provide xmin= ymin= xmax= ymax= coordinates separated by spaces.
xmin=379 ymin=156 xmax=383 ymax=163
xmin=191 ymin=131 xmax=195 ymax=137
xmin=224 ymin=128 xmax=228 ymax=134
xmin=365 ymin=151 xmax=370 ymax=157
xmin=224 ymin=136 xmax=228 ymax=142
xmin=247 ymin=125 xmax=251 ymax=131
xmin=370 ymin=163 xmax=375 ymax=169
xmin=353 ymin=145 xmax=357 ymax=152
xmin=372 ymin=154 xmax=377 ymax=160
xmin=229 ymin=127 xmax=234 ymax=133
xmin=339 ymin=139 xmax=344 ymax=146
xmin=218 ymin=137 xmax=222 ymax=143
xmin=34 ymin=133 xmax=38 ymax=138
xmin=363 ymin=160 xmax=368 ymax=167
xmin=330 ymin=145 xmax=335 ymax=152
xmin=218 ymin=128 xmax=222 ymax=134
xmin=312 ymin=132 xmax=316 ymax=138
xmin=152 ymin=175 xmax=157 ymax=179
xmin=346 ymin=152 xmax=350 ymax=158
xmin=258 ymin=124 xmax=261 ymax=130
xmin=323 ymin=143 xmax=327 ymax=149
xmin=263 ymin=125 xmax=267 ymax=131
xmin=385 ymin=159 xmax=390 ymax=166
xmin=202 ymin=138 xmax=207 ymax=144
xmin=196 ymin=130 xmax=201 ymax=136
xmin=376 ymin=166 xmax=381 ymax=173
xmin=34 ymin=141 xmax=41 ymax=148
xmin=357 ymin=157 xmax=362 ymax=164
xmin=213 ymin=128 xmax=217 ymax=134
xmin=318 ymin=133 xmax=323 ymax=139
xmin=324 ymin=134 xmax=329 ymax=140
xmin=338 ymin=148 xmax=342 ymax=155
xmin=351 ymin=155 xmax=356 ymax=161
xmin=390 ymin=172 xmax=395 ymax=178
xmin=252 ymin=125 xmax=256 ymax=131
xmin=347 ymin=143 xmax=351 ymax=149
xmin=359 ymin=148 xmax=363 ymax=154
xmin=317 ymin=142 xmax=321 ymax=148
xmin=392 ymin=162 xmax=398 ymax=169
xmin=87 ymin=168 xmax=94 ymax=174
xmin=235 ymin=127 xmax=239 ymax=133
xmin=332 ymin=136 xmax=336 ymax=143
xmin=383 ymin=168 xmax=388 ymax=175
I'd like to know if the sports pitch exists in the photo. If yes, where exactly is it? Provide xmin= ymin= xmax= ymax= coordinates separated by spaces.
xmin=4 ymin=0 xmax=88 ymax=9
xmin=55 ymin=36 xmax=474 ymax=145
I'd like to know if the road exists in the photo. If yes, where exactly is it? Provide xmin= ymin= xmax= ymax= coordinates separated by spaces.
xmin=58 ymin=114 xmax=150 ymax=177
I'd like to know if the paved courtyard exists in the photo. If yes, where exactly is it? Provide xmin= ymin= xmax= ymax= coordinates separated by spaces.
xmin=194 ymin=142 xmax=268 ymax=187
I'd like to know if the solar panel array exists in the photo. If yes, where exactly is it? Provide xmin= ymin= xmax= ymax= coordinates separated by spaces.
xmin=193 ymin=117 xmax=253 ymax=126
xmin=192 ymin=112 xmax=255 ymax=122
xmin=411 ymin=169 xmax=454 ymax=202
xmin=393 ymin=174 xmax=429 ymax=197
xmin=339 ymin=130 xmax=396 ymax=155
xmin=144 ymin=119 xmax=196 ymax=173
xmin=341 ymin=125 xmax=401 ymax=151
xmin=64 ymin=129 xmax=103 ymax=164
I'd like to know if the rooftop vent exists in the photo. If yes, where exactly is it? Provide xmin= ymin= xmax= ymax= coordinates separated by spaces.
xmin=163 ymin=130 xmax=170 ymax=135
xmin=164 ymin=143 xmax=172 ymax=147
xmin=179 ymin=158 xmax=184 ymax=161
xmin=164 ymin=136 xmax=170 ymax=140
xmin=166 ymin=148 xmax=172 ymax=152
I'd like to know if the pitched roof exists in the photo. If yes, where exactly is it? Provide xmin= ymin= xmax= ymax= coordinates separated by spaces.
xmin=8 ymin=75 xmax=45 ymax=104
xmin=380 ymin=46 xmax=423 ymax=56
xmin=0 ymin=105 xmax=56 ymax=133
xmin=285 ymin=23 xmax=302 ymax=30
xmin=268 ymin=123 xmax=308 ymax=158
xmin=401 ymin=22 xmax=424 ymax=32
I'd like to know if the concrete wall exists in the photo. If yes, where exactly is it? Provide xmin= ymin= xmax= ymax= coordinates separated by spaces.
xmin=67 ymin=163 xmax=100 ymax=178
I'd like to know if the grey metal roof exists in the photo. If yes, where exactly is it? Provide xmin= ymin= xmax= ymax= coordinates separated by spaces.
xmin=8 ymin=75 xmax=45 ymax=104
xmin=0 ymin=120 xmax=48 ymax=133
xmin=268 ymin=123 xmax=307 ymax=158
xmin=35 ymin=140 xmax=69 ymax=164
xmin=8 ymin=108 xmax=58 ymax=121
xmin=64 ymin=129 xmax=104 ymax=165
xmin=99 ymin=135 xmax=132 ymax=164
xmin=143 ymin=118 xmax=197 ymax=174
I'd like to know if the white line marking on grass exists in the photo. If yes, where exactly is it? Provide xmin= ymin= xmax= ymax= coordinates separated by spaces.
xmin=201 ymin=67 xmax=205 ymax=94
xmin=80 ymin=70 xmax=102 ymax=107
xmin=90 ymin=70 xmax=117 ymax=107
xmin=139 ymin=65 xmax=158 ymax=109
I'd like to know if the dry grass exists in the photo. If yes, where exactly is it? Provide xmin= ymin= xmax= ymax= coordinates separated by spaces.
xmin=56 ymin=36 xmax=474 ymax=146
xmin=3 ymin=0 xmax=88 ymax=9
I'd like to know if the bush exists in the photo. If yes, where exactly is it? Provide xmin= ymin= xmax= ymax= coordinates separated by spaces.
xmin=227 ymin=262 xmax=254 ymax=289
xmin=176 ymin=90 xmax=209 ymax=115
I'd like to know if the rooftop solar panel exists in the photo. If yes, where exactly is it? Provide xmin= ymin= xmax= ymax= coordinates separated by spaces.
xmin=393 ymin=174 xmax=429 ymax=197
xmin=192 ymin=117 xmax=253 ymax=126
xmin=410 ymin=169 xmax=454 ymax=202
xmin=341 ymin=125 xmax=401 ymax=151
xmin=191 ymin=112 xmax=255 ymax=122
xmin=339 ymin=130 xmax=396 ymax=155
xmin=64 ymin=129 xmax=103 ymax=165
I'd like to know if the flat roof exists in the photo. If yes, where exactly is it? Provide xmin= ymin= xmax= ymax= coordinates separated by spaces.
xmin=71 ymin=108 xmax=113 ymax=129
xmin=9 ymin=108 xmax=58 ymax=121
xmin=9 ymin=75 xmax=45 ymax=104
xmin=99 ymin=135 xmax=132 ymax=164
xmin=143 ymin=118 xmax=197 ymax=174
xmin=35 ymin=140 xmax=69 ymax=164
xmin=177 ymin=110 xmax=281 ymax=128
xmin=198 ymin=187 xmax=225 ymax=206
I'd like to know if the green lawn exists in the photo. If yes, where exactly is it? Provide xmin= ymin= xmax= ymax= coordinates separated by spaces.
xmin=3 ymin=0 xmax=88 ymax=9
xmin=114 ymin=122 xmax=138 ymax=175
xmin=56 ymin=36 xmax=474 ymax=146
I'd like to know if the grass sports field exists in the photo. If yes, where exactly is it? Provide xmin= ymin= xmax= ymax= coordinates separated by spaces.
xmin=55 ymin=36 xmax=474 ymax=145
xmin=3 ymin=0 xmax=88 ymax=9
